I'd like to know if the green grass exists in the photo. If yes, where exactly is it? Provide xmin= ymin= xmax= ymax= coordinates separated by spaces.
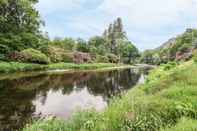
xmin=161 ymin=117 xmax=197 ymax=131
xmin=0 ymin=61 xmax=120 ymax=73
xmin=47 ymin=63 xmax=118 ymax=70
xmin=23 ymin=60 xmax=197 ymax=131
xmin=0 ymin=61 xmax=47 ymax=73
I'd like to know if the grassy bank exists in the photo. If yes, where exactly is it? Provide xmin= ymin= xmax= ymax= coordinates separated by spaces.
xmin=0 ymin=61 xmax=121 ymax=73
xmin=23 ymin=60 xmax=197 ymax=131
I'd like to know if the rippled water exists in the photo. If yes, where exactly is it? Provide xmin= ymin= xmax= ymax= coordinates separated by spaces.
xmin=0 ymin=68 xmax=148 ymax=130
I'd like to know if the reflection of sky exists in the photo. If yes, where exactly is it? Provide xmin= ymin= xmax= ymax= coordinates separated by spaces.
xmin=33 ymin=88 xmax=107 ymax=119
xmin=137 ymin=74 xmax=146 ymax=84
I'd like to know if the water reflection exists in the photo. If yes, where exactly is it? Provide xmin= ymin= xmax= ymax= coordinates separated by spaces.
xmin=0 ymin=68 xmax=146 ymax=130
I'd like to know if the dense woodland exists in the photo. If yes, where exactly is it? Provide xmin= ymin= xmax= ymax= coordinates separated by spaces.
xmin=0 ymin=0 xmax=139 ymax=65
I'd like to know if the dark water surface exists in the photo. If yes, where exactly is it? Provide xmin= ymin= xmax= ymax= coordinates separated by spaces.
xmin=0 ymin=68 xmax=148 ymax=130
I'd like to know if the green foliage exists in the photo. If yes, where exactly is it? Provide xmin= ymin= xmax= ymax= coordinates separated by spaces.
xmin=0 ymin=33 xmax=40 ymax=51
xmin=140 ymin=50 xmax=155 ymax=64
xmin=76 ymin=39 xmax=90 ymax=53
xmin=0 ymin=62 xmax=117 ymax=73
xmin=20 ymin=48 xmax=50 ymax=64
xmin=0 ymin=11 xmax=138 ymax=64
xmin=50 ymin=37 xmax=76 ymax=51
xmin=118 ymin=40 xmax=139 ymax=63
xmin=0 ymin=44 xmax=10 ymax=61
xmin=142 ymin=28 xmax=197 ymax=65
xmin=47 ymin=63 xmax=116 ymax=70
xmin=0 ymin=62 xmax=47 ymax=73
xmin=40 ymin=45 xmax=73 ymax=63
xmin=107 ymin=53 xmax=119 ymax=63
xmin=161 ymin=118 xmax=197 ymax=131
xmin=0 ymin=0 xmax=42 ymax=52
xmin=0 ymin=0 xmax=41 ymax=34
xmin=193 ymin=50 xmax=197 ymax=63
xmin=95 ymin=55 xmax=109 ymax=63
xmin=89 ymin=36 xmax=108 ymax=55
xmin=162 ymin=61 xmax=177 ymax=71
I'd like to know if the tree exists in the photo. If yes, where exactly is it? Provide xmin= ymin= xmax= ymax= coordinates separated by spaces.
xmin=140 ymin=50 xmax=154 ymax=64
xmin=76 ymin=38 xmax=89 ymax=53
xmin=50 ymin=37 xmax=76 ymax=51
xmin=117 ymin=40 xmax=139 ymax=63
xmin=89 ymin=36 xmax=108 ymax=55
xmin=103 ymin=17 xmax=127 ymax=55
xmin=0 ymin=0 xmax=42 ymax=52
xmin=0 ymin=0 xmax=41 ymax=34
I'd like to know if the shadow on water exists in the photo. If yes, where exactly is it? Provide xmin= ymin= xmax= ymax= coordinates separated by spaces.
xmin=0 ymin=68 xmax=148 ymax=130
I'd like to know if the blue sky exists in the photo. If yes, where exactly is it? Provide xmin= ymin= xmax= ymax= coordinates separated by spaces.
xmin=36 ymin=0 xmax=197 ymax=51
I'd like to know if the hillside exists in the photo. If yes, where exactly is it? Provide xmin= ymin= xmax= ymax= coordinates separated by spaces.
xmin=140 ymin=28 xmax=197 ymax=64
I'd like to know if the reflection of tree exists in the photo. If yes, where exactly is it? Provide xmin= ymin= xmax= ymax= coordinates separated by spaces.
xmin=0 ymin=81 xmax=36 ymax=130
xmin=85 ymin=69 xmax=141 ymax=102
xmin=0 ymin=68 xmax=145 ymax=130
xmin=0 ymin=72 xmax=93 ymax=130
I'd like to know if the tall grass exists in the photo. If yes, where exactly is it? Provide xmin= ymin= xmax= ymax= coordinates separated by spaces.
xmin=24 ymin=60 xmax=197 ymax=131
xmin=161 ymin=117 xmax=197 ymax=131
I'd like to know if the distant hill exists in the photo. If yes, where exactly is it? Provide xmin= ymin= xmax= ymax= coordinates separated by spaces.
xmin=156 ymin=38 xmax=177 ymax=51
xmin=140 ymin=28 xmax=197 ymax=64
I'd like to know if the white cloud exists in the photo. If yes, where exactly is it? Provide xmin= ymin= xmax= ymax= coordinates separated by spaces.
xmin=36 ymin=0 xmax=88 ymax=15
xmin=37 ymin=0 xmax=197 ymax=50
xmin=99 ymin=0 xmax=197 ymax=28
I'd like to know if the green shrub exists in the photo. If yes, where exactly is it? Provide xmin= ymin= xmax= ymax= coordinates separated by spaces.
xmin=62 ymin=53 xmax=74 ymax=63
xmin=163 ymin=61 xmax=177 ymax=71
xmin=21 ymin=48 xmax=50 ymax=64
xmin=0 ymin=44 xmax=10 ymax=61
xmin=95 ymin=55 xmax=109 ymax=63
xmin=192 ymin=50 xmax=197 ymax=63
xmin=161 ymin=118 xmax=197 ymax=131
xmin=0 ymin=62 xmax=47 ymax=73
xmin=40 ymin=46 xmax=73 ymax=63
xmin=107 ymin=54 xmax=119 ymax=63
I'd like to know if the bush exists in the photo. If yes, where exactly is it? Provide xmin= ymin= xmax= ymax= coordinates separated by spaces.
xmin=95 ymin=55 xmax=109 ymax=63
xmin=20 ymin=48 xmax=50 ymax=64
xmin=62 ymin=53 xmax=74 ymax=63
xmin=192 ymin=50 xmax=197 ymax=63
xmin=40 ymin=46 xmax=73 ymax=63
xmin=8 ymin=51 xmax=25 ymax=62
xmin=0 ymin=44 xmax=10 ymax=61
xmin=163 ymin=61 xmax=177 ymax=71
xmin=107 ymin=54 xmax=119 ymax=63
xmin=73 ymin=52 xmax=91 ymax=64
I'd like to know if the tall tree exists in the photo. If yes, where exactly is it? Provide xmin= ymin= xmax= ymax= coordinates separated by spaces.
xmin=0 ymin=0 xmax=42 ymax=52
xmin=103 ymin=17 xmax=127 ymax=55
xmin=0 ymin=0 xmax=41 ymax=34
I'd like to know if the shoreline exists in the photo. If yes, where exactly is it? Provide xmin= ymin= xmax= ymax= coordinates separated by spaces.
xmin=0 ymin=62 xmax=136 ymax=80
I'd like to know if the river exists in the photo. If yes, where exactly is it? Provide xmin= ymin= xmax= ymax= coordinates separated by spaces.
xmin=0 ymin=67 xmax=149 ymax=130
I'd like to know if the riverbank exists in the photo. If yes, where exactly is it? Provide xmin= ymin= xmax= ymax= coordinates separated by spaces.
xmin=0 ymin=61 xmax=127 ymax=74
xmin=0 ymin=61 xmax=135 ymax=80
xmin=23 ymin=60 xmax=197 ymax=131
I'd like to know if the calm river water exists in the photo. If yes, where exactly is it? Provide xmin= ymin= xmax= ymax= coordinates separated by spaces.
xmin=0 ymin=67 xmax=148 ymax=130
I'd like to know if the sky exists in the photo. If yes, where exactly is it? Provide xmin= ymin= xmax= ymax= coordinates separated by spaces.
xmin=36 ymin=0 xmax=197 ymax=51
